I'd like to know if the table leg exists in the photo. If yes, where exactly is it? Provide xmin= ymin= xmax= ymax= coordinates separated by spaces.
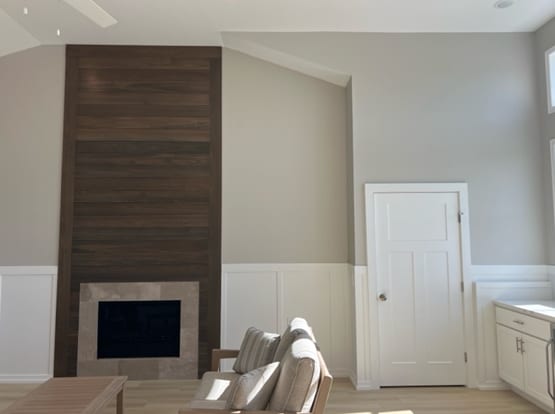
xmin=117 ymin=389 xmax=124 ymax=414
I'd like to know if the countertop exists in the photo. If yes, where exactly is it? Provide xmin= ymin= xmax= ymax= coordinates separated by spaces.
xmin=494 ymin=300 xmax=555 ymax=323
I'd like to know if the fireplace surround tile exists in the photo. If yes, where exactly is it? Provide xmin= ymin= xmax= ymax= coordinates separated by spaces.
xmin=77 ymin=281 xmax=199 ymax=380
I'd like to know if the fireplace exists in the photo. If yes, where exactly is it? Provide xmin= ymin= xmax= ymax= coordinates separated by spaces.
xmin=97 ymin=300 xmax=181 ymax=359
xmin=77 ymin=281 xmax=198 ymax=380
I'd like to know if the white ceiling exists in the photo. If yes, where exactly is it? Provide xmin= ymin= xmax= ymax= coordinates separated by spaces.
xmin=0 ymin=0 xmax=554 ymax=57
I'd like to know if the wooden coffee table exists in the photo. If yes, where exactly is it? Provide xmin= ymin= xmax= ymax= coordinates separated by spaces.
xmin=1 ymin=376 xmax=127 ymax=414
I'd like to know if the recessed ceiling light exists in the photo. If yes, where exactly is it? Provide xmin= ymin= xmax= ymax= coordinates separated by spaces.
xmin=494 ymin=0 xmax=514 ymax=9
xmin=23 ymin=7 xmax=28 ymax=15
xmin=56 ymin=29 xmax=61 ymax=37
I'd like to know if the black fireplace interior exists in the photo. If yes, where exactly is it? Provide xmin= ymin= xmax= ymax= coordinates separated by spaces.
xmin=97 ymin=300 xmax=181 ymax=359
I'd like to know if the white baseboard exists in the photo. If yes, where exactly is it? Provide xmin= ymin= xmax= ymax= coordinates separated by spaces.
xmin=476 ymin=380 xmax=509 ymax=391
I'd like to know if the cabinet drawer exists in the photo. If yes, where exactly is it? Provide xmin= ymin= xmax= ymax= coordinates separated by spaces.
xmin=495 ymin=307 xmax=551 ymax=341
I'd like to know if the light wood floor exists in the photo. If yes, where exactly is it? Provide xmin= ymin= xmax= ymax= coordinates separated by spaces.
xmin=0 ymin=379 xmax=546 ymax=414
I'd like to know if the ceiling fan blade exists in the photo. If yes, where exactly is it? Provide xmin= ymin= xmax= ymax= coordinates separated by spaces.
xmin=62 ymin=0 xmax=117 ymax=28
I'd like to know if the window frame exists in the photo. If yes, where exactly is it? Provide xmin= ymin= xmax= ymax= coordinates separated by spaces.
xmin=546 ymin=45 xmax=555 ymax=114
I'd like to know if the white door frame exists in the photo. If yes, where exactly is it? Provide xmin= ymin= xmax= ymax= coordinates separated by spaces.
xmin=363 ymin=183 xmax=476 ymax=389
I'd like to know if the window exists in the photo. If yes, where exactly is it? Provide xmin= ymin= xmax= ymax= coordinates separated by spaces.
xmin=547 ymin=46 xmax=555 ymax=114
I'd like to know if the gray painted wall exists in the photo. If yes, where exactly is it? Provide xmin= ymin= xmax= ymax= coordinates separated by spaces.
xmin=222 ymin=49 xmax=348 ymax=263
xmin=536 ymin=17 xmax=555 ymax=264
xmin=0 ymin=37 xmax=548 ymax=267
xmin=0 ymin=46 xmax=64 ymax=265
xmin=226 ymin=33 xmax=546 ymax=265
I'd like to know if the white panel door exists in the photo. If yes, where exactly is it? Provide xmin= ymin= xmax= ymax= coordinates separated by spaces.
xmin=375 ymin=192 xmax=466 ymax=386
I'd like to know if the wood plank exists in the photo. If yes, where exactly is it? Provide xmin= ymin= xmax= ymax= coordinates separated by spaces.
xmin=76 ymin=128 xmax=210 ymax=142
xmin=78 ymin=56 xmax=210 ymax=70
xmin=77 ymin=104 xmax=210 ymax=118
xmin=54 ymin=52 xmax=79 ymax=378
xmin=77 ymin=116 xmax=209 ymax=130
xmin=207 ymin=57 xmax=222 ymax=354
xmin=74 ymin=177 xmax=209 ymax=191
xmin=74 ymin=202 xmax=209 ymax=216
xmin=68 ymin=45 xmax=221 ymax=59
xmin=77 ymin=91 xmax=209 ymax=106
xmin=76 ymin=141 xmax=209 ymax=154
xmin=74 ymin=190 xmax=209 ymax=203
xmin=78 ymin=80 xmax=209 ymax=94
xmin=73 ymin=215 xmax=209 ymax=228
xmin=79 ymin=68 xmax=209 ymax=82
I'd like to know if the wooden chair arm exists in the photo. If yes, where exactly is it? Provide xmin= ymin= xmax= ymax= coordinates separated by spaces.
xmin=211 ymin=349 xmax=240 ymax=371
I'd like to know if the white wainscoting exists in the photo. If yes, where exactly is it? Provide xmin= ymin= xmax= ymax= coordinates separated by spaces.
xmin=350 ymin=264 xmax=553 ymax=390
xmin=0 ymin=266 xmax=57 ymax=383
xmin=221 ymin=263 xmax=353 ymax=378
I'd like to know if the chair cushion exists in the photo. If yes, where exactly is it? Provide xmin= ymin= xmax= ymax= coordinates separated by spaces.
xmin=193 ymin=371 xmax=239 ymax=401
xmin=269 ymin=335 xmax=320 ymax=413
xmin=233 ymin=327 xmax=280 ymax=374
xmin=226 ymin=361 xmax=281 ymax=410
xmin=273 ymin=317 xmax=316 ymax=362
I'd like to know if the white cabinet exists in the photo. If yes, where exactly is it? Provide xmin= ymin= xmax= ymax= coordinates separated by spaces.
xmin=496 ymin=324 xmax=524 ymax=389
xmin=523 ymin=334 xmax=552 ymax=407
xmin=495 ymin=306 xmax=553 ymax=409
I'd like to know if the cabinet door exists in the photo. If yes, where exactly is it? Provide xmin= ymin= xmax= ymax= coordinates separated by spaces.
xmin=522 ymin=334 xmax=553 ymax=407
xmin=497 ymin=324 xmax=524 ymax=388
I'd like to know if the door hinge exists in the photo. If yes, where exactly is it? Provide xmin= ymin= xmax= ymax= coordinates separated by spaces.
xmin=458 ymin=211 xmax=464 ymax=223
xmin=460 ymin=281 xmax=464 ymax=293
xmin=464 ymin=352 xmax=468 ymax=363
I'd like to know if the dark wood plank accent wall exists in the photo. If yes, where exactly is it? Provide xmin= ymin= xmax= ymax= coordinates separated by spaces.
xmin=54 ymin=46 xmax=221 ymax=377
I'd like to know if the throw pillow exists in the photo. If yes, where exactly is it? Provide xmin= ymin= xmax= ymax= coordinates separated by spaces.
xmin=233 ymin=327 xmax=280 ymax=374
xmin=226 ymin=362 xmax=281 ymax=410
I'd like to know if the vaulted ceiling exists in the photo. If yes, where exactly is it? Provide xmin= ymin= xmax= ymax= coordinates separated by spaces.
xmin=0 ymin=0 xmax=554 ymax=58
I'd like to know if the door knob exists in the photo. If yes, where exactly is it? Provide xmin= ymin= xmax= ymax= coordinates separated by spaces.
xmin=378 ymin=293 xmax=388 ymax=302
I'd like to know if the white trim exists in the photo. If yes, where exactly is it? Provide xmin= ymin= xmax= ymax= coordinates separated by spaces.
xmin=364 ymin=182 xmax=475 ymax=388
xmin=546 ymin=45 xmax=555 ymax=114
xmin=551 ymin=140 xmax=555 ymax=238
xmin=222 ymin=263 xmax=348 ymax=272
xmin=352 ymin=265 xmax=377 ymax=389
xmin=471 ymin=265 xmax=549 ymax=281
xmin=221 ymin=34 xmax=351 ymax=87
xmin=0 ymin=374 xmax=50 ymax=384
xmin=0 ymin=266 xmax=58 ymax=275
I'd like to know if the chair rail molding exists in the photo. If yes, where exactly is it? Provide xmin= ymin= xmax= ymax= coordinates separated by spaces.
xmin=0 ymin=266 xmax=57 ymax=383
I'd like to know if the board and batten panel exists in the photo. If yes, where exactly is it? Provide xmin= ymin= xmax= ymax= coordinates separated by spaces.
xmin=221 ymin=264 xmax=353 ymax=377
xmin=0 ymin=267 xmax=57 ymax=382
xmin=473 ymin=281 xmax=553 ymax=390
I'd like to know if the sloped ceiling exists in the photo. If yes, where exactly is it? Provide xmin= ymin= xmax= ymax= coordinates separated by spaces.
xmin=1 ymin=0 xmax=555 ymax=59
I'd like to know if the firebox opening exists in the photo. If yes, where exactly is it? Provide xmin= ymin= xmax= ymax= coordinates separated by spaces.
xmin=97 ymin=300 xmax=181 ymax=359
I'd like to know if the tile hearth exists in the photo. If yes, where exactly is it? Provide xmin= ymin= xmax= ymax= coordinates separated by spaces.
xmin=77 ymin=281 xmax=199 ymax=380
